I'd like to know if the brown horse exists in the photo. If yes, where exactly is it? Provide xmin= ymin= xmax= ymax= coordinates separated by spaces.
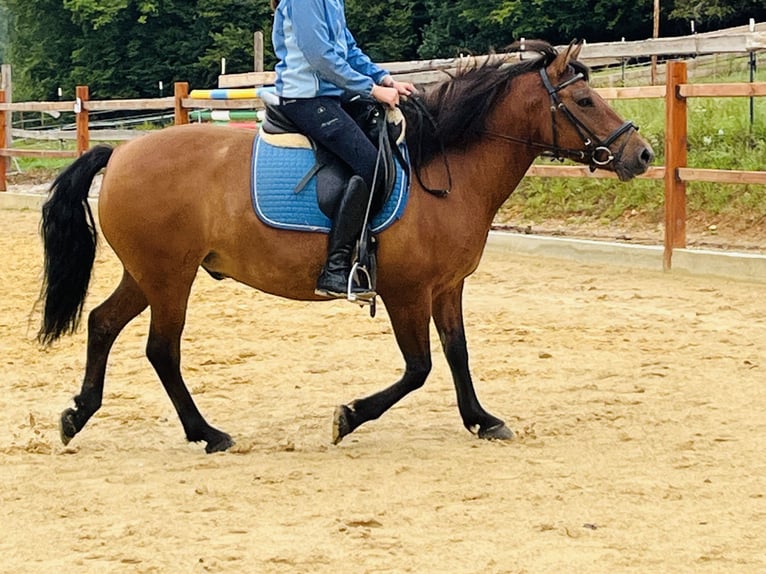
xmin=38 ymin=41 xmax=653 ymax=453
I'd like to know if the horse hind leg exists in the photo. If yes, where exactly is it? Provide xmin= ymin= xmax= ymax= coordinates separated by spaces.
xmin=60 ymin=271 xmax=148 ymax=445
xmin=144 ymin=280 xmax=233 ymax=454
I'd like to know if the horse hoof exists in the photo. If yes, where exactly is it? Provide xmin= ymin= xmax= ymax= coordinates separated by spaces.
xmin=478 ymin=422 xmax=514 ymax=441
xmin=60 ymin=408 xmax=78 ymax=445
xmin=204 ymin=432 xmax=234 ymax=454
xmin=332 ymin=404 xmax=353 ymax=445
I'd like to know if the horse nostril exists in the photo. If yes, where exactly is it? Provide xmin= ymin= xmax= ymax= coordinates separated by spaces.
xmin=641 ymin=146 xmax=655 ymax=166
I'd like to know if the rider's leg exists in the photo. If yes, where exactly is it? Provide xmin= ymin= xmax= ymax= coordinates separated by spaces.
xmin=277 ymin=96 xmax=378 ymax=188
xmin=278 ymin=97 xmax=379 ymax=299
xmin=314 ymin=175 xmax=374 ymax=298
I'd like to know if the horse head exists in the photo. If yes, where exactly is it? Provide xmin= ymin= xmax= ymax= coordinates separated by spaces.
xmin=403 ymin=40 xmax=654 ymax=186
xmin=510 ymin=40 xmax=654 ymax=181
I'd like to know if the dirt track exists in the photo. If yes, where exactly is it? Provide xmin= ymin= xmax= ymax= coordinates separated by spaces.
xmin=1 ymin=208 xmax=764 ymax=573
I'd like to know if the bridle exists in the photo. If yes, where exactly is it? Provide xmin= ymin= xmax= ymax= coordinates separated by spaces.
xmin=486 ymin=66 xmax=637 ymax=172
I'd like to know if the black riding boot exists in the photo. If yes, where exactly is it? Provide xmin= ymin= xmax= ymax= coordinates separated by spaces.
xmin=315 ymin=175 xmax=375 ymax=300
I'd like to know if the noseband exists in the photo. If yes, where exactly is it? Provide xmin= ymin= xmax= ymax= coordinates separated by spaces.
xmin=488 ymin=66 xmax=637 ymax=171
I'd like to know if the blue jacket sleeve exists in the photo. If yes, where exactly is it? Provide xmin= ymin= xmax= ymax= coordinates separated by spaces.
xmin=290 ymin=0 xmax=388 ymax=94
xmin=344 ymin=28 xmax=389 ymax=86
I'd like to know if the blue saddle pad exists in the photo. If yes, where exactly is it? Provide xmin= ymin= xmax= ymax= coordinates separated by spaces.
xmin=251 ymin=134 xmax=410 ymax=233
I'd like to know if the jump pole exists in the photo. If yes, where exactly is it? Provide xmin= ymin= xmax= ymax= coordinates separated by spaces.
xmin=188 ymin=88 xmax=260 ymax=99
xmin=186 ymin=87 xmax=264 ymax=130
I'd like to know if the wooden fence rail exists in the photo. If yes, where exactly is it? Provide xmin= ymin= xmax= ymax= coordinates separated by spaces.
xmin=0 ymin=61 xmax=764 ymax=268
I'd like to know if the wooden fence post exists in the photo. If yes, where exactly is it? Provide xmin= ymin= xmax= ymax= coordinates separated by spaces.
xmin=254 ymin=31 xmax=264 ymax=73
xmin=75 ymin=85 xmax=89 ymax=156
xmin=174 ymin=82 xmax=189 ymax=125
xmin=1 ymin=64 xmax=11 ymax=171
xmin=0 ymin=90 xmax=5 ymax=191
xmin=663 ymin=61 xmax=688 ymax=270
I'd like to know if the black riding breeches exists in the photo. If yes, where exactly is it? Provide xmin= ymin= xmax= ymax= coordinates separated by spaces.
xmin=277 ymin=95 xmax=379 ymax=191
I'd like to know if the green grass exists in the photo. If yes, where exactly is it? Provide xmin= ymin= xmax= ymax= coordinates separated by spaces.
xmin=8 ymin=138 xmax=76 ymax=173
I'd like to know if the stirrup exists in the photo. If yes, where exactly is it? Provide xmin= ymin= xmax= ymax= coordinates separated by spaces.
xmin=347 ymin=261 xmax=376 ymax=305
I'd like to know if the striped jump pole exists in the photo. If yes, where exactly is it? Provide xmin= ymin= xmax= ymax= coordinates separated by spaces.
xmin=189 ymin=109 xmax=265 ymax=122
xmin=187 ymin=87 xmax=269 ymax=130
xmin=188 ymin=88 xmax=260 ymax=100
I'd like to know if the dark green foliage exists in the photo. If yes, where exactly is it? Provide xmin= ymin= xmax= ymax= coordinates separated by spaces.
xmin=346 ymin=0 xmax=422 ymax=61
xmin=497 ymin=0 xmax=655 ymax=44
xmin=1 ymin=0 xmax=273 ymax=99
xmin=0 ymin=4 xmax=7 ymax=62
xmin=1 ymin=0 xmax=79 ymax=99
xmin=669 ymin=0 xmax=766 ymax=33
xmin=0 ymin=0 xmax=763 ymax=99
xmin=419 ymin=0 xmax=510 ymax=58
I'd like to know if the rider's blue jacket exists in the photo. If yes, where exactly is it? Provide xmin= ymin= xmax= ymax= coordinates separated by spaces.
xmin=272 ymin=0 xmax=390 ymax=99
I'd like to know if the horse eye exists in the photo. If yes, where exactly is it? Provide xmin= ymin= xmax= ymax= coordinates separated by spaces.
xmin=577 ymin=96 xmax=594 ymax=107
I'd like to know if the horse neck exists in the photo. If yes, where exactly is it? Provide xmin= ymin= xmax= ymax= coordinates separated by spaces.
xmin=474 ymin=86 xmax=547 ymax=216
xmin=412 ymin=77 xmax=546 ymax=225
xmin=446 ymin=137 xmax=538 ymax=222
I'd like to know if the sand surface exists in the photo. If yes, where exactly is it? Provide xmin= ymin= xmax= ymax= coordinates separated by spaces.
xmin=1 ymin=208 xmax=764 ymax=573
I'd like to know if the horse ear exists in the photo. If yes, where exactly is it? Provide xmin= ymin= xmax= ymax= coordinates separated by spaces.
xmin=568 ymin=39 xmax=583 ymax=62
xmin=549 ymin=39 xmax=583 ymax=77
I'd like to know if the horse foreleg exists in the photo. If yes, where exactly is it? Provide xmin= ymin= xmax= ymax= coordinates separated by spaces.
xmin=60 ymin=271 xmax=148 ymax=446
xmin=333 ymin=300 xmax=433 ymax=444
xmin=432 ymin=283 xmax=513 ymax=440
xmin=145 ymin=294 xmax=233 ymax=454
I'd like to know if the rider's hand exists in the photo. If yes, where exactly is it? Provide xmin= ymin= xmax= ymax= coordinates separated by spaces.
xmin=380 ymin=76 xmax=416 ymax=96
xmin=391 ymin=80 xmax=416 ymax=97
xmin=371 ymin=84 xmax=400 ymax=109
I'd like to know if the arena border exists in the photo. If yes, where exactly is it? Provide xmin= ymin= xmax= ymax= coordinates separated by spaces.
xmin=3 ymin=192 xmax=765 ymax=284
xmin=486 ymin=230 xmax=766 ymax=284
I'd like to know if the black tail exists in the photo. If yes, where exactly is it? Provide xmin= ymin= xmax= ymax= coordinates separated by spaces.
xmin=37 ymin=145 xmax=114 ymax=345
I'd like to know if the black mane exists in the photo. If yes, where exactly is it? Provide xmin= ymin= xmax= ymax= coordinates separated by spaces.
xmin=400 ymin=40 xmax=588 ymax=165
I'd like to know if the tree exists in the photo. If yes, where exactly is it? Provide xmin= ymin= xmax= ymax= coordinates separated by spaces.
xmin=419 ymin=0 xmax=510 ymax=58
xmin=64 ymin=0 xmax=274 ymax=98
xmin=668 ymin=0 xmax=766 ymax=33
xmin=0 ymin=0 xmax=79 ymax=100
xmin=491 ymin=0 xmax=655 ymax=44
xmin=2 ymin=0 xmax=763 ymax=102
xmin=346 ymin=0 xmax=423 ymax=62
xmin=0 ymin=4 xmax=8 ymax=63
xmin=0 ymin=0 xmax=274 ymax=99
xmin=192 ymin=0 xmax=276 ymax=83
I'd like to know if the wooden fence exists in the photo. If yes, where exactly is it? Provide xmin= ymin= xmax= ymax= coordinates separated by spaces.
xmin=1 ymin=61 xmax=765 ymax=269
xmin=219 ymin=24 xmax=766 ymax=88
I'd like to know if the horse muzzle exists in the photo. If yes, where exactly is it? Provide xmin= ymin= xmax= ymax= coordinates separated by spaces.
xmin=613 ymin=137 xmax=655 ymax=181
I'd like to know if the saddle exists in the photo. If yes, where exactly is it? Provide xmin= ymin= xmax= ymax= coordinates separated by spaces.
xmin=258 ymin=92 xmax=408 ymax=310
xmin=260 ymin=93 xmax=407 ymax=219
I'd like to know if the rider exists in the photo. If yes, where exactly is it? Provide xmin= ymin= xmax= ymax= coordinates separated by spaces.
xmin=270 ymin=0 xmax=414 ymax=300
